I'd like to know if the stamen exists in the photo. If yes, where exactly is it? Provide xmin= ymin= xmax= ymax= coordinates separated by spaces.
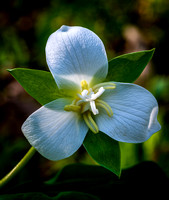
xmin=83 ymin=111 xmax=99 ymax=134
xmin=81 ymin=80 xmax=88 ymax=90
xmin=96 ymin=99 xmax=113 ymax=117
xmin=92 ymin=82 xmax=116 ymax=92
xmin=64 ymin=104 xmax=81 ymax=112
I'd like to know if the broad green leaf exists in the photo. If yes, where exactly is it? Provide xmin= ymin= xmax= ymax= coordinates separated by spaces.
xmin=106 ymin=49 xmax=155 ymax=83
xmin=7 ymin=68 xmax=63 ymax=105
xmin=83 ymin=131 xmax=121 ymax=177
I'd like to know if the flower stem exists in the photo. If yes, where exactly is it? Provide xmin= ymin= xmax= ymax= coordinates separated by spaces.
xmin=0 ymin=146 xmax=36 ymax=188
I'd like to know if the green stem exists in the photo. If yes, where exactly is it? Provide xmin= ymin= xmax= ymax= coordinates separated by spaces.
xmin=0 ymin=146 xmax=36 ymax=188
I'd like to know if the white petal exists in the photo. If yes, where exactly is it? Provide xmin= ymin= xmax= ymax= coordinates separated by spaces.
xmin=95 ymin=82 xmax=161 ymax=143
xmin=22 ymin=98 xmax=88 ymax=160
xmin=45 ymin=25 xmax=108 ymax=90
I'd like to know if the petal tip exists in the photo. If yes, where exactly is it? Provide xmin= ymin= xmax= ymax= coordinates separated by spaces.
xmin=60 ymin=25 xmax=69 ymax=32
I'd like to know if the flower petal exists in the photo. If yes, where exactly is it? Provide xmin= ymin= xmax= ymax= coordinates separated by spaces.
xmin=45 ymin=25 xmax=108 ymax=90
xmin=95 ymin=82 xmax=161 ymax=143
xmin=22 ymin=98 xmax=88 ymax=160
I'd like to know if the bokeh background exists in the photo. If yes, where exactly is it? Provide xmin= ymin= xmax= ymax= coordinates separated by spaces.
xmin=0 ymin=0 xmax=169 ymax=183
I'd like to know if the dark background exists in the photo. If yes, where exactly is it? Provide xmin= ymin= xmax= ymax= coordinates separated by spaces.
xmin=0 ymin=0 xmax=169 ymax=183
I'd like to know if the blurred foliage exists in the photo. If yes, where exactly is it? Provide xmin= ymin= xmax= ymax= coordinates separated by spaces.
xmin=0 ymin=0 xmax=169 ymax=185
xmin=1 ymin=162 xmax=169 ymax=199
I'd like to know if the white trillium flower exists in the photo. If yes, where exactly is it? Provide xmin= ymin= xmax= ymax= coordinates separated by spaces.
xmin=22 ymin=25 xmax=161 ymax=161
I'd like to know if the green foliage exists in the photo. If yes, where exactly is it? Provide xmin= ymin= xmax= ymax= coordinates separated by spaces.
xmin=7 ymin=68 xmax=63 ymax=105
xmin=83 ymin=131 xmax=121 ymax=176
xmin=106 ymin=49 xmax=155 ymax=82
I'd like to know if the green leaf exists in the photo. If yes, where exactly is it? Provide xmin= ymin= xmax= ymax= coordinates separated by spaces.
xmin=83 ymin=131 xmax=121 ymax=177
xmin=106 ymin=49 xmax=155 ymax=83
xmin=7 ymin=68 xmax=63 ymax=105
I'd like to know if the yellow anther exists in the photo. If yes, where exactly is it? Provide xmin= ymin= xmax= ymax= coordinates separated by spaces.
xmin=92 ymin=82 xmax=116 ymax=92
xmin=96 ymin=99 xmax=113 ymax=117
xmin=64 ymin=104 xmax=81 ymax=112
xmin=81 ymin=80 xmax=89 ymax=90
xmin=83 ymin=111 xmax=99 ymax=134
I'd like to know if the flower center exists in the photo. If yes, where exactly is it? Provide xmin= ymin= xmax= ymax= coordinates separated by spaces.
xmin=64 ymin=80 xmax=116 ymax=133
xmin=76 ymin=87 xmax=105 ymax=115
